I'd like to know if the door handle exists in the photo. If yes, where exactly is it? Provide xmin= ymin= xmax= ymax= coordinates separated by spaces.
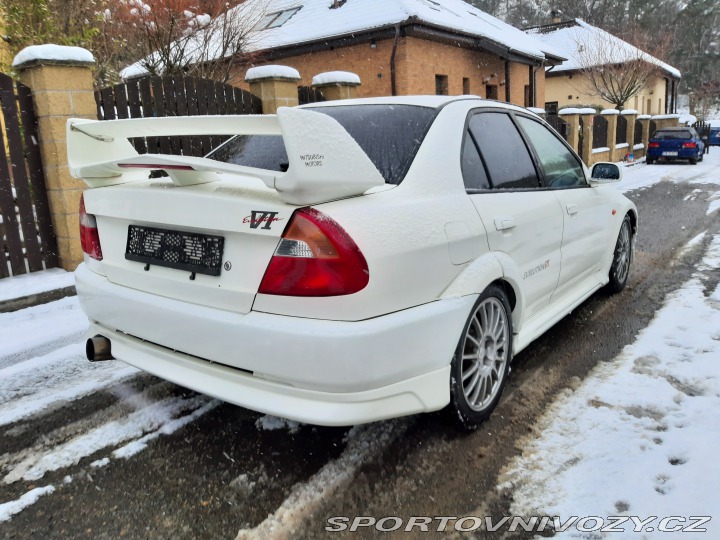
xmin=494 ymin=216 xmax=516 ymax=231
xmin=566 ymin=204 xmax=579 ymax=215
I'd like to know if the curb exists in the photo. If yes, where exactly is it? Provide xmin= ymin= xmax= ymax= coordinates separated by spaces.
xmin=0 ymin=286 xmax=77 ymax=314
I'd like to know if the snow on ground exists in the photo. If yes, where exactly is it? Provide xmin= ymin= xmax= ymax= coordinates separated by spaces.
xmin=0 ymin=268 xmax=74 ymax=303
xmin=617 ymin=151 xmax=720 ymax=193
xmin=500 ymin=234 xmax=720 ymax=537
xmin=0 ymin=485 xmax=55 ymax=523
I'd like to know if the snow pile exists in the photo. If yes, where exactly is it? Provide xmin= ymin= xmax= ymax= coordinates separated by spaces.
xmin=0 ymin=486 xmax=55 ymax=523
xmin=500 ymin=233 xmax=720 ymax=538
xmin=13 ymin=45 xmax=94 ymax=67
xmin=0 ymin=268 xmax=74 ymax=303
xmin=311 ymin=71 xmax=361 ymax=86
xmin=245 ymin=65 xmax=300 ymax=81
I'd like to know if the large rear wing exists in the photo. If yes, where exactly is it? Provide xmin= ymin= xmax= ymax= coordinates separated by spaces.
xmin=67 ymin=108 xmax=385 ymax=205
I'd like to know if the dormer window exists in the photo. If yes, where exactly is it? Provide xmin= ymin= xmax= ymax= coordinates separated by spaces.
xmin=253 ymin=7 xmax=302 ymax=31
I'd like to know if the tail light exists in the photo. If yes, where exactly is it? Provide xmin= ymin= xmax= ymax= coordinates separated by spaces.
xmin=648 ymin=142 xmax=660 ymax=148
xmin=259 ymin=208 xmax=369 ymax=296
xmin=682 ymin=142 xmax=697 ymax=149
xmin=79 ymin=194 xmax=103 ymax=260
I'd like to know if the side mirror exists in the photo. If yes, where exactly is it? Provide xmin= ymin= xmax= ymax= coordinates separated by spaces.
xmin=591 ymin=162 xmax=622 ymax=183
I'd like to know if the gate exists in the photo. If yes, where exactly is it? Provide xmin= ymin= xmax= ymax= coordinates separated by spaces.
xmin=0 ymin=73 xmax=58 ymax=278
xmin=298 ymin=86 xmax=326 ymax=105
xmin=693 ymin=121 xmax=710 ymax=154
xmin=593 ymin=115 xmax=608 ymax=149
xmin=546 ymin=115 xmax=568 ymax=141
xmin=95 ymin=75 xmax=262 ymax=157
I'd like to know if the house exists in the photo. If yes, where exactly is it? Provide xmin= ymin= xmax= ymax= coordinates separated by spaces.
xmin=525 ymin=19 xmax=681 ymax=115
xmin=123 ymin=0 xmax=565 ymax=108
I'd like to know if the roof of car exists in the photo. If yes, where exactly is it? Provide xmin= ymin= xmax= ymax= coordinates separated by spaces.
xmin=656 ymin=127 xmax=694 ymax=131
xmin=299 ymin=95 xmax=530 ymax=113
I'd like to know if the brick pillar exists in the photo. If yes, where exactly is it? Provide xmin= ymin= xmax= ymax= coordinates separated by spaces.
xmin=621 ymin=110 xmax=638 ymax=160
xmin=638 ymin=115 xmax=652 ymax=156
xmin=579 ymin=109 xmax=595 ymax=165
xmin=311 ymin=71 xmax=361 ymax=101
xmin=245 ymin=65 xmax=300 ymax=114
xmin=602 ymin=109 xmax=619 ymax=161
xmin=558 ymin=110 xmax=580 ymax=155
xmin=13 ymin=45 xmax=96 ymax=271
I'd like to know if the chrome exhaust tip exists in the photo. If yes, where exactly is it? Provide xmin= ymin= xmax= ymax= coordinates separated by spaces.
xmin=86 ymin=336 xmax=114 ymax=362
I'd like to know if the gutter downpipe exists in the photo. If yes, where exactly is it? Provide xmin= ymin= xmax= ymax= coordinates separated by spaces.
xmin=391 ymin=24 xmax=401 ymax=96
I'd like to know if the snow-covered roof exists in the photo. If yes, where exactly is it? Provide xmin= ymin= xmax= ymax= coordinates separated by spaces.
xmin=122 ymin=0 xmax=564 ymax=79
xmin=526 ymin=19 xmax=680 ymax=79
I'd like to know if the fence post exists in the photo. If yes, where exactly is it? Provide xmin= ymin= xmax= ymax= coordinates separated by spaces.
xmin=13 ymin=45 xmax=96 ymax=271
xmin=638 ymin=115 xmax=652 ymax=156
xmin=601 ymin=109 xmax=619 ymax=161
xmin=558 ymin=109 xmax=580 ymax=154
xmin=579 ymin=109 xmax=595 ymax=165
xmin=621 ymin=110 xmax=637 ymax=160
xmin=311 ymin=71 xmax=361 ymax=101
xmin=245 ymin=65 xmax=300 ymax=114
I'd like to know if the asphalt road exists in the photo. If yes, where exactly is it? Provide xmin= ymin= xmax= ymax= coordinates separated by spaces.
xmin=2 ymin=165 xmax=719 ymax=540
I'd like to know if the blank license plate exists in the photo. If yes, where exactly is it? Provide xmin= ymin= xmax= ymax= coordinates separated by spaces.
xmin=662 ymin=151 xmax=678 ymax=156
xmin=125 ymin=225 xmax=224 ymax=276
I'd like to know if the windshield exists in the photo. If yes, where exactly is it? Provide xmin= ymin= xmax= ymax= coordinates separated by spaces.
xmin=652 ymin=130 xmax=693 ymax=140
xmin=206 ymin=104 xmax=437 ymax=185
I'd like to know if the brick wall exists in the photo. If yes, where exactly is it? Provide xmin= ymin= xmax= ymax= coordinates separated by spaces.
xmin=231 ymin=35 xmax=544 ymax=107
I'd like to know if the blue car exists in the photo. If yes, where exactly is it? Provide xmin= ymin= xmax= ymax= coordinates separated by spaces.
xmin=709 ymin=127 xmax=720 ymax=147
xmin=646 ymin=127 xmax=705 ymax=165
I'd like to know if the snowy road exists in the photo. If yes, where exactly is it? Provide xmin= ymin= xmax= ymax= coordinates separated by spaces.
xmin=1 ymin=154 xmax=719 ymax=539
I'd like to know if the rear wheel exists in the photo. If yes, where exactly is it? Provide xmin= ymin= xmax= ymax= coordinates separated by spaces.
xmin=646 ymin=157 xmax=654 ymax=164
xmin=449 ymin=285 xmax=512 ymax=429
xmin=690 ymin=156 xmax=697 ymax=165
xmin=606 ymin=215 xmax=633 ymax=293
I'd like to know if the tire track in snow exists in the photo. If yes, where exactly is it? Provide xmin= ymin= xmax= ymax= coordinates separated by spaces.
xmin=234 ymin=419 xmax=411 ymax=540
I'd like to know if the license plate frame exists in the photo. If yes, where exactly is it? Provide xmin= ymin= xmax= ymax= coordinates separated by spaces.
xmin=125 ymin=225 xmax=225 ymax=277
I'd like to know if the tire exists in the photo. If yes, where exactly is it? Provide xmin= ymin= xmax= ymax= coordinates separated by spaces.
xmin=449 ymin=285 xmax=513 ymax=429
xmin=646 ymin=157 xmax=654 ymax=164
xmin=606 ymin=215 xmax=633 ymax=294
xmin=690 ymin=156 xmax=697 ymax=165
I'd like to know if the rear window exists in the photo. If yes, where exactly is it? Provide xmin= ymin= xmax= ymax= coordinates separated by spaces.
xmin=206 ymin=105 xmax=437 ymax=185
xmin=653 ymin=130 xmax=692 ymax=140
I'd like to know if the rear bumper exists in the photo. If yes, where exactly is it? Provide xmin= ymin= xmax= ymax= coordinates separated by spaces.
xmin=76 ymin=264 xmax=476 ymax=425
xmin=647 ymin=148 xmax=698 ymax=159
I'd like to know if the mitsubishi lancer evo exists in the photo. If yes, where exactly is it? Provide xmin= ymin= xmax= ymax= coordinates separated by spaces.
xmin=69 ymin=96 xmax=636 ymax=429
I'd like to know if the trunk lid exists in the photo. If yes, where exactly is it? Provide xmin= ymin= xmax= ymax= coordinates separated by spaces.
xmin=83 ymin=176 xmax=292 ymax=314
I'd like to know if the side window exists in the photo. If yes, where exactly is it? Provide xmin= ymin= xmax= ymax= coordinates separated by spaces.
xmin=516 ymin=116 xmax=586 ymax=189
xmin=461 ymin=131 xmax=490 ymax=190
xmin=468 ymin=113 xmax=539 ymax=189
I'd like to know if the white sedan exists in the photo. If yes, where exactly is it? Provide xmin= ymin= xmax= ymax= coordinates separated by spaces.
xmin=68 ymin=96 xmax=636 ymax=428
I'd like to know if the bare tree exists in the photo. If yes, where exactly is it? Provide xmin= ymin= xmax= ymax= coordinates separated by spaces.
xmin=97 ymin=0 xmax=266 ymax=84
xmin=573 ymin=27 xmax=667 ymax=109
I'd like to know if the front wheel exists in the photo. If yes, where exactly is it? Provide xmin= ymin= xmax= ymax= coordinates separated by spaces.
xmin=606 ymin=215 xmax=633 ymax=293
xmin=449 ymin=285 xmax=513 ymax=429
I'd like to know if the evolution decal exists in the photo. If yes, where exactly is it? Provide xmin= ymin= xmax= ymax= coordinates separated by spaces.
xmin=244 ymin=211 xmax=284 ymax=230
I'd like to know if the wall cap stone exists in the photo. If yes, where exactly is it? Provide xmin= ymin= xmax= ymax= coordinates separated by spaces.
xmin=637 ymin=114 xmax=652 ymax=120
xmin=601 ymin=109 xmax=620 ymax=115
xmin=620 ymin=109 xmax=639 ymax=115
xmin=13 ymin=44 xmax=95 ymax=70
xmin=651 ymin=114 xmax=681 ymax=120
xmin=312 ymin=71 xmax=361 ymax=87
xmin=245 ymin=65 xmax=300 ymax=82
xmin=559 ymin=107 xmax=596 ymax=115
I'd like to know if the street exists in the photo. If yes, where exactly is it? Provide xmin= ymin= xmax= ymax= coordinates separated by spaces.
xmin=1 ymin=155 xmax=719 ymax=540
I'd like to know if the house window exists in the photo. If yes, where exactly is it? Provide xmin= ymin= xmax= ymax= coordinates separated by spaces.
xmin=252 ymin=7 xmax=302 ymax=31
xmin=524 ymin=85 xmax=532 ymax=107
xmin=435 ymin=75 xmax=449 ymax=95
xmin=463 ymin=78 xmax=470 ymax=95
xmin=485 ymin=84 xmax=498 ymax=100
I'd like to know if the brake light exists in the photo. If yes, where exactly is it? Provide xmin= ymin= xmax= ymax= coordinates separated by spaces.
xmin=682 ymin=142 xmax=697 ymax=149
xmin=117 ymin=164 xmax=194 ymax=170
xmin=648 ymin=142 xmax=660 ymax=148
xmin=259 ymin=208 xmax=369 ymax=296
xmin=79 ymin=194 xmax=103 ymax=260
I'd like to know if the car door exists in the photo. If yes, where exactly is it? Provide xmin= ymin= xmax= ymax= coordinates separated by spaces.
xmin=514 ymin=115 xmax=614 ymax=300
xmin=463 ymin=110 xmax=564 ymax=321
